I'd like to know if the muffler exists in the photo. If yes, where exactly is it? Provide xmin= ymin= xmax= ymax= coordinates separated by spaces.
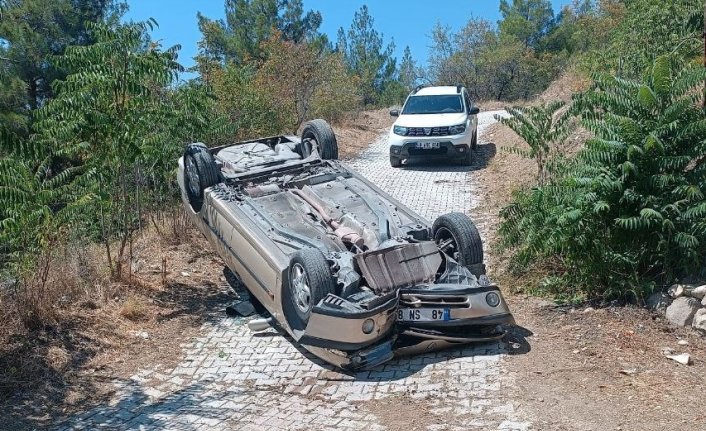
xmin=247 ymin=317 xmax=274 ymax=332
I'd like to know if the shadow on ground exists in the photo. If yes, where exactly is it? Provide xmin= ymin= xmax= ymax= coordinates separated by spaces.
xmin=44 ymin=319 xmax=532 ymax=431
xmin=52 ymin=380 xmax=248 ymax=431
xmin=0 ymin=275 xmax=234 ymax=431
xmin=266 ymin=313 xmax=532 ymax=383
xmin=10 ymin=258 xmax=529 ymax=430
xmin=400 ymin=142 xmax=497 ymax=172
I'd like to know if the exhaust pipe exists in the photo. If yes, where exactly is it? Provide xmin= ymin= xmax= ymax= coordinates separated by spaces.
xmin=247 ymin=317 xmax=274 ymax=332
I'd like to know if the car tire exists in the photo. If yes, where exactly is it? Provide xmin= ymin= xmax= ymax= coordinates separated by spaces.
xmin=183 ymin=143 xmax=221 ymax=212
xmin=461 ymin=148 xmax=473 ymax=166
xmin=288 ymin=248 xmax=336 ymax=325
xmin=301 ymin=119 xmax=338 ymax=160
xmin=390 ymin=155 xmax=402 ymax=168
xmin=471 ymin=127 xmax=478 ymax=150
xmin=433 ymin=212 xmax=485 ymax=275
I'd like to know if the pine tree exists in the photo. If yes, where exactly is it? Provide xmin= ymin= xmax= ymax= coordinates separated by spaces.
xmin=0 ymin=0 xmax=121 ymax=109
xmin=498 ymin=0 xmax=555 ymax=49
xmin=197 ymin=0 xmax=322 ymax=65
xmin=398 ymin=46 xmax=417 ymax=93
xmin=336 ymin=5 xmax=397 ymax=106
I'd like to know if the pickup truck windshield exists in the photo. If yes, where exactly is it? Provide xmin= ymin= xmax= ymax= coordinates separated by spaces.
xmin=402 ymin=95 xmax=464 ymax=115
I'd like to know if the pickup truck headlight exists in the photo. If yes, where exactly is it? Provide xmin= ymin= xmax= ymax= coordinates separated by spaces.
xmin=393 ymin=125 xmax=408 ymax=136
xmin=448 ymin=123 xmax=466 ymax=135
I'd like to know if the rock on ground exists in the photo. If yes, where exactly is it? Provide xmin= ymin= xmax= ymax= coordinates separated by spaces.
xmin=665 ymin=297 xmax=702 ymax=327
xmin=693 ymin=308 xmax=706 ymax=333
xmin=668 ymin=284 xmax=685 ymax=298
xmin=690 ymin=285 xmax=706 ymax=300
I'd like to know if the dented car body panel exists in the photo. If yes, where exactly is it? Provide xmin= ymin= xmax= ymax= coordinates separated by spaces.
xmin=177 ymin=127 xmax=513 ymax=369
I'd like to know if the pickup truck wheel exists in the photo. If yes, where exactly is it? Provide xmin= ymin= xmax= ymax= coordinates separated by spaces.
xmin=302 ymin=119 xmax=339 ymax=160
xmin=288 ymin=249 xmax=335 ymax=324
xmin=183 ymin=143 xmax=221 ymax=212
xmin=433 ymin=212 xmax=484 ymax=274
xmin=390 ymin=155 xmax=402 ymax=167
xmin=460 ymin=148 xmax=473 ymax=166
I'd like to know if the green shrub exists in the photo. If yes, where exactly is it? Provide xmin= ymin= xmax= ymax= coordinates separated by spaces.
xmin=501 ymin=56 xmax=706 ymax=301
xmin=496 ymin=101 xmax=571 ymax=186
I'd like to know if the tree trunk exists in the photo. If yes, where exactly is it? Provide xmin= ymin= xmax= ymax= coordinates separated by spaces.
xmin=28 ymin=78 xmax=38 ymax=110
xmin=98 ymin=177 xmax=115 ymax=278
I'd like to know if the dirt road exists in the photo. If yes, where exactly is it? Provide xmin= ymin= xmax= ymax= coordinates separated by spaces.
xmin=53 ymin=111 xmax=531 ymax=431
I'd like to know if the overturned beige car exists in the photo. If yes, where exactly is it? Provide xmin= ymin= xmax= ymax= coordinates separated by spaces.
xmin=178 ymin=119 xmax=514 ymax=369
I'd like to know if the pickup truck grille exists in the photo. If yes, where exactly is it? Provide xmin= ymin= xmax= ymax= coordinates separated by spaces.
xmin=406 ymin=127 xmax=450 ymax=137
xmin=408 ymin=147 xmax=448 ymax=156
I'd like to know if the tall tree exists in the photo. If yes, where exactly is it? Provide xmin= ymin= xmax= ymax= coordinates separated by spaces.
xmin=32 ymin=20 xmax=184 ymax=278
xmin=336 ymin=5 xmax=397 ymax=105
xmin=426 ymin=22 xmax=456 ymax=84
xmin=398 ymin=46 xmax=418 ymax=92
xmin=197 ymin=0 xmax=322 ymax=65
xmin=0 ymin=0 xmax=121 ymax=110
xmin=498 ymin=0 xmax=555 ymax=49
xmin=0 ymin=44 xmax=28 ymax=145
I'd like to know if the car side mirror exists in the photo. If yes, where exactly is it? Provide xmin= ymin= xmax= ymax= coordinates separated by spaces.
xmin=469 ymin=106 xmax=480 ymax=115
xmin=389 ymin=109 xmax=400 ymax=117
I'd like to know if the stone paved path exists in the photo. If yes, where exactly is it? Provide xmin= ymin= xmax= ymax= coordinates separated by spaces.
xmin=60 ymin=110 xmax=529 ymax=431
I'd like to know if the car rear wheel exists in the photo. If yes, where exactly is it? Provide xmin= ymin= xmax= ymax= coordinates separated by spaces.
xmin=183 ymin=143 xmax=221 ymax=212
xmin=390 ymin=155 xmax=402 ymax=167
xmin=301 ymin=119 xmax=339 ymax=160
xmin=288 ymin=249 xmax=336 ymax=324
xmin=433 ymin=212 xmax=485 ymax=276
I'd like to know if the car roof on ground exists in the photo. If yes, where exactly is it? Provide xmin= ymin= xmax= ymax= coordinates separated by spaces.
xmin=414 ymin=86 xmax=462 ymax=96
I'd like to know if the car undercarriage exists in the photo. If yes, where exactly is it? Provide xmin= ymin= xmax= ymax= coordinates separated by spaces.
xmin=178 ymin=120 xmax=514 ymax=369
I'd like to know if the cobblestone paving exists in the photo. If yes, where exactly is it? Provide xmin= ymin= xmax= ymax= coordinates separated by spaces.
xmin=60 ymin=110 xmax=529 ymax=431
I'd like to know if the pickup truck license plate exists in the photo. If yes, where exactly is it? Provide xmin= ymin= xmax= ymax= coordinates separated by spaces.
xmin=415 ymin=142 xmax=440 ymax=149
xmin=397 ymin=308 xmax=449 ymax=322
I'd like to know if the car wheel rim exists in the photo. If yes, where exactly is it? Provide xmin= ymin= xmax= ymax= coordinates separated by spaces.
xmin=435 ymin=227 xmax=460 ymax=262
xmin=185 ymin=156 xmax=201 ymax=197
xmin=291 ymin=263 xmax=312 ymax=314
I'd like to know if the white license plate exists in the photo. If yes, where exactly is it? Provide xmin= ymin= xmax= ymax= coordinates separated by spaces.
xmin=397 ymin=308 xmax=449 ymax=322
xmin=415 ymin=142 xmax=440 ymax=149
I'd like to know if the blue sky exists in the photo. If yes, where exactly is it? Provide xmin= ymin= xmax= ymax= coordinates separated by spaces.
xmin=124 ymin=1 xmax=572 ymax=78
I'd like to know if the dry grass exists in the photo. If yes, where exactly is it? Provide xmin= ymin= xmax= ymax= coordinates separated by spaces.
xmin=533 ymin=67 xmax=591 ymax=105
xmin=118 ymin=296 xmax=147 ymax=321
xmin=471 ymin=73 xmax=706 ymax=431
xmin=0 ymin=208 xmax=233 ymax=429
xmin=331 ymin=108 xmax=395 ymax=160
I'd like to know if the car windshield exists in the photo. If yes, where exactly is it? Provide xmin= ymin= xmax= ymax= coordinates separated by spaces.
xmin=402 ymin=95 xmax=464 ymax=115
